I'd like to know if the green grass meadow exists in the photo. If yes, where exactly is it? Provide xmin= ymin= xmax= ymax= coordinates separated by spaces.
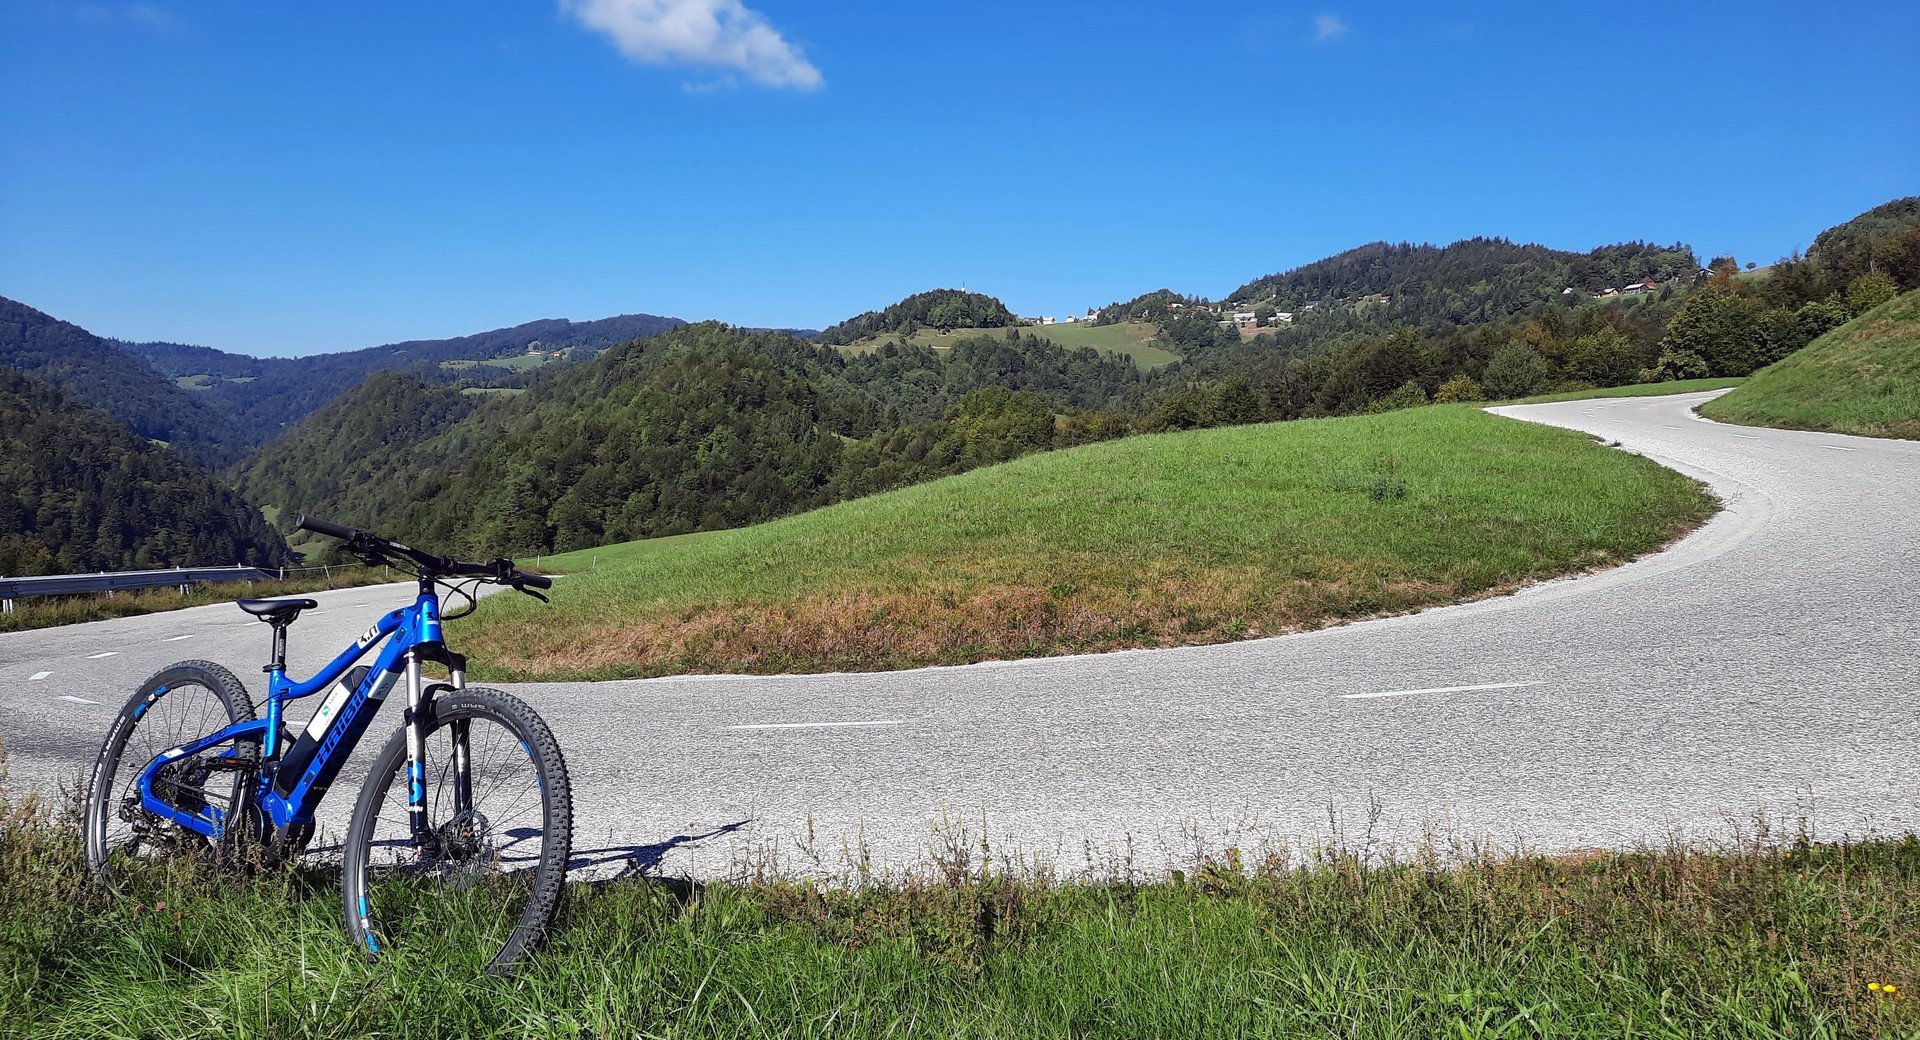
xmin=1019 ymin=320 xmax=1183 ymax=367
xmin=2 ymin=784 xmax=1915 ymax=1039
xmin=440 ymin=352 xmax=556 ymax=373
xmin=1700 ymin=289 xmax=1920 ymax=439
xmin=464 ymin=404 xmax=1713 ymax=680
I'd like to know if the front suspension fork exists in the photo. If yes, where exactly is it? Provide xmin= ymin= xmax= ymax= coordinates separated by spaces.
xmin=404 ymin=652 xmax=472 ymax=848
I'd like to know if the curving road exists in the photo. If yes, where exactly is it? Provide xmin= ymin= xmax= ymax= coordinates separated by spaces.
xmin=3 ymin=391 xmax=1915 ymax=877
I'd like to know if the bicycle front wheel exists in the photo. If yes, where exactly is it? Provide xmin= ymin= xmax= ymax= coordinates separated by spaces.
xmin=339 ymin=687 xmax=572 ymax=976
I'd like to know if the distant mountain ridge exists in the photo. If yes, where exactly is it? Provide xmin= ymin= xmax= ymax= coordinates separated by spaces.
xmin=0 ymin=297 xmax=243 ymax=469
xmin=1227 ymin=238 xmax=1697 ymax=318
xmin=123 ymin=311 xmax=686 ymax=442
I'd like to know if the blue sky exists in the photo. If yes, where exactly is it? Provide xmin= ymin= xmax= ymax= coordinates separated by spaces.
xmin=2 ymin=1 xmax=1916 ymax=356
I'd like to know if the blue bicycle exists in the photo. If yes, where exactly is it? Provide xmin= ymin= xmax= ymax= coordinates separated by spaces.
xmin=82 ymin=516 xmax=571 ymax=975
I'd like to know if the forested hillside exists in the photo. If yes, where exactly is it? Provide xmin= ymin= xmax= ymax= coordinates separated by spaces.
xmin=0 ymin=367 xmax=290 ymax=575
xmin=1091 ymin=289 xmax=1206 ymax=325
xmin=125 ymin=311 xmax=684 ymax=443
xmin=236 ymin=323 xmax=1140 ymax=557
xmin=0 ymin=297 xmax=243 ymax=468
xmin=227 ymin=371 xmax=489 ymax=539
xmin=1743 ymin=196 xmax=1920 ymax=312
xmin=1228 ymin=239 xmax=1696 ymax=320
xmin=815 ymin=289 xmax=1019 ymax=345
xmin=1804 ymin=197 xmax=1920 ymax=289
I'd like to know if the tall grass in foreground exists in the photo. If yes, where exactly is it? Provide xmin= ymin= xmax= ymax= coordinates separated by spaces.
xmin=2 ymin=778 xmax=1915 ymax=1038
xmin=461 ymin=405 xmax=1714 ymax=680
xmin=1701 ymin=289 xmax=1920 ymax=439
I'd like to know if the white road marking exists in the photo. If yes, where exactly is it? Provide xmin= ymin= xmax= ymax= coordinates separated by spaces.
xmin=1660 ymin=425 xmax=1683 ymax=430
xmin=1342 ymin=680 xmax=1544 ymax=700
xmin=164 ymin=634 xmax=194 ymax=641
xmin=1730 ymin=434 xmax=1760 ymax=440
xmin=28 ymin=671 xmax=51 ymax=681
xmin=58 ymin=695 xmax=102 ymax=705
xmin=1822 ymin=445 xmax=1857 ymax=452
xmin=727 ymin=720 xmax=904 ymax=731
xmin=86 ymin=652 xmax=119 ymax=659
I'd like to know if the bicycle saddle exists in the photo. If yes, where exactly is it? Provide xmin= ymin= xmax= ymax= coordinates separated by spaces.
xmin=237 ymin=597 xmax=319 ymax=625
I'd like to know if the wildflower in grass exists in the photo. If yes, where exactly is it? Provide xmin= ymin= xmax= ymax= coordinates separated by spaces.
xmin=1871 ymin=983 xmax=1882 ymax=992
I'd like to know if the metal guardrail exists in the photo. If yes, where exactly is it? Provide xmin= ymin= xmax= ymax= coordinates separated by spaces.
xmin=0 ymin=566 xmax=273 ymax=613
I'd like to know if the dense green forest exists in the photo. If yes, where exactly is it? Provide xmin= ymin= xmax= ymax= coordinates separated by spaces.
xmin=233 ymin=324 xmax=1141 ymax=557
xmin=814 ymin=289 xmax=1019 ymax=345
xmin=1090 ymin=289 xmax=1208 ymax=326
xmin=0 ymin=297 xmax=244 ymax=468
xmin=1228 ymin=239 xmax=1696 ymax=319
xmin=1132 ymin=203 xmax=1919 ymax=431
xmin=0 ymin=367 xmax=290 ymax=575
xmin=227 ymin=371 xmax=490 ymax=540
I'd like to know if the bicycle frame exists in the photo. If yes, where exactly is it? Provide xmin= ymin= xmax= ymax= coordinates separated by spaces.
xmin=134 ymin=585 xmax=455 ymax=843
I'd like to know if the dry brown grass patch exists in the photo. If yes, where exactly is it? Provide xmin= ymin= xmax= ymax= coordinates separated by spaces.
xmin=478 ymin=568 xmax=1472 ymax=679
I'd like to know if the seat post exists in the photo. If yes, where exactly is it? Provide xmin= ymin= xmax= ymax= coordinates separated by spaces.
xmin=265 ymin=621 xmax=289 ymax=675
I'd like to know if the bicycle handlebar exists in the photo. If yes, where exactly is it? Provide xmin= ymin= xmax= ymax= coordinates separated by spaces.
xmin=294 ymin=515 xmax=359 ymax=542
xmin=292 ymin=514 xmax=552 ymax=596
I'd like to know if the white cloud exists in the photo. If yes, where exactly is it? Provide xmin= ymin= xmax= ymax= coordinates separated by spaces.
xmin=561 ymin=0 xmax=822 ymax=91
xmin=1312 ymin=14 xmax=1347 ymax=42
xmin=73 ymin=3 xmax=181 ymax=32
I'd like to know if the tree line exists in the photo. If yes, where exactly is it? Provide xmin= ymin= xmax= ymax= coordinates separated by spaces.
xmin=814 ymin=289 xmax=1020 ymax=345
xmin=0 ymin=367 xmax=290 ymax=576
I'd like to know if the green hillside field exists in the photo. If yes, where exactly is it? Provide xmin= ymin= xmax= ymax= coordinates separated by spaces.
xmin=840 ymin=322 xmax=1181 ymax=369
xmin=1699 ymin=288 xmax=1920 ymax=439
xmin=460 ymin=403 xmax=1713 ymax=680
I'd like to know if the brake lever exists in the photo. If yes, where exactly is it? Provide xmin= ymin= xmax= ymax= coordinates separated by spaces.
xmin=517 ymin=584 xmax=550 ymax=604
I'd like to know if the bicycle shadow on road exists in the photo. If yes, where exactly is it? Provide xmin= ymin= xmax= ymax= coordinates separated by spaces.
xmin=568 ymin=819 xmax=752 ymax=890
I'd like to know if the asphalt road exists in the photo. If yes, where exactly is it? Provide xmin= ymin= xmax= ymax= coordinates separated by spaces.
xmin=3 ymin=391 xmax=1915 ymax=879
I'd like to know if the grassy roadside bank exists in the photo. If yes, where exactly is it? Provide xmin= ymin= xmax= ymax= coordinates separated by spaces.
xmin=1700 ymin=289 xmax=1920 ymax=439
xmin=460 ymin=404 xmax=1714 ymax=680
xmin=2 ymin=790 xmax=1914 ymax=1038
xmin=0 ymin=567 xmax=397 ymax=635
xmin=1498 ymin=377 xmax=1744 ymax=406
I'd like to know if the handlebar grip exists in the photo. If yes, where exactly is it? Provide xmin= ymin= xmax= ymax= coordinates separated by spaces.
xmin=518 ymin=572 xmax=554 ymax=590
xmin=294 ymin=515 xmax=361 ymax=541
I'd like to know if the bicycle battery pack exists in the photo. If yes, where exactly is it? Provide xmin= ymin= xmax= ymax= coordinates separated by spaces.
xmin=274 ymin=664 xmax=398 ymax=798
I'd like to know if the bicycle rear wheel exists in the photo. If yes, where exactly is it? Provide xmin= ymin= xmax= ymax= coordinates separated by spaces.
xmin=84 ymin=661 xmax=259 ymax=890
xmin=339 ymin=687 xmax=572 ymax=976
